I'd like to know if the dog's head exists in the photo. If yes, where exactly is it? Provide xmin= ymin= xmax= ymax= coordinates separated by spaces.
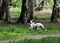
xmin=30 ymin=19 xmax=35 ymax=23
xmin=30 ymin=20 xmax=33 ymax=23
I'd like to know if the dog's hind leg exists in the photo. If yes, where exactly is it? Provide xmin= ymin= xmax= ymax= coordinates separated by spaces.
xmin=42 ymin=25 xmax=48 ymax=31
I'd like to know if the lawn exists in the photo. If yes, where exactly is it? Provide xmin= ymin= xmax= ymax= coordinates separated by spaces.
xmin=0 ymin=7 xmax=60 ymax=40
xmin=8 ymin=37 xmax=60 ymax=43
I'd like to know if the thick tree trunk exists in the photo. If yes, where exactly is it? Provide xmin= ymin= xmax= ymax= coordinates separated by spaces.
xmin=17 ymin=0 xmax=34 ymax=24
xmin=57 ymin=2 xmax=60 ymax=17
xmin=27 ymin=0 xmax=34 ymax=23
xmin=17 ymin=0 xmax=27 ymax=24
xmin=57 ymin=7 xmax=60 ymax=17
xmin=0 ymin=6 xmax=3 ymax=21
xmin=0 ymin=0 xmax=14 ymax=22
xmin=2 ymin=0 xmax=11 ymax=22
xmin=4 ymin=6 xmax=10 ymax=22
xmin=0 ymin=0 xmax=3 ymax=21
xmin=50 ymin=0 xmax=59 ymax=22
xmin=51 ymin=5 xmax=58 ymax=22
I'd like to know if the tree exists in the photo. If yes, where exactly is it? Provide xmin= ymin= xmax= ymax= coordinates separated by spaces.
xmin=57 ymin=2 xmax=60 ymax=17
xmin=27 ymin=0 xmax=34 ymax=23
xmin=0 ymin=0 xmax=15 ymax=22
xmin=2 ymin=0 xmax=10 ymax=22
xmin=17 ymin=0 xmax=34 ymax=24
xmin=16 ymin=0 xmax=27 ymax=24
xmin=0 ymin=0 xmax=3 ymax=21
xmin=50 ymin=0 xmax=60 ymax=22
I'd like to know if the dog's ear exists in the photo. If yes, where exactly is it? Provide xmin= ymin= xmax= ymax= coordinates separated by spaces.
xmin=30 ymin=19 xmax=35 ymax=23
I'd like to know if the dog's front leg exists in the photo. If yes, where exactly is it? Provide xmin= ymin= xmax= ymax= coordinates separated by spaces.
xmin=28 ymin=25 xmax=34 ymax=30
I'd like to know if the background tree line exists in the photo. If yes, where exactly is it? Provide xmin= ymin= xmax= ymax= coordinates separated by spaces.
xmin=0 ymin=0 xmax=60 ymax=24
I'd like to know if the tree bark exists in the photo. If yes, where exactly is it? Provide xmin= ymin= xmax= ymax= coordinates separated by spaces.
xmin=51 ymin=5 xmax=58 ymax=22
xmin=17 ymin=0 xmax=27 ymax=24
xmin=2 ymin=0 xmax=11 ymax=22
xmin=17 ymin=0 xmax=34 ymax=24
xmin=0 ymin=0 xmax=3 ymax=21
xmin=0 ymin=6 xmax=3 ymax=21
xmin=50 ymin=0 xmax=59 ymax=22
xmin=27 ymin=0 xmax=34 ymax=23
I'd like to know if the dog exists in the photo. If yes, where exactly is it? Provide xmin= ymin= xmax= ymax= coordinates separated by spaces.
xmin=29 ymin=20 xmax=48 ymax=31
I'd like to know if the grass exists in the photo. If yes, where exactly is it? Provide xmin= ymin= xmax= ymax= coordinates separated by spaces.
xmin=8 ymin=37 xmax=60 ymax=43
xmin=0 ymin=22 xmax=60 ymax=40
xmin=0 ymin=7 xmax=60 ymax=40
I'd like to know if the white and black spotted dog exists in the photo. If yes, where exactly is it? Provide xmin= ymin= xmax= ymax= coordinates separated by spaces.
xmin=29 ymin=20 xmax=48 ymax=31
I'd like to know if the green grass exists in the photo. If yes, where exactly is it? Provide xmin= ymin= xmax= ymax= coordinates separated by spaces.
xmin=1 ymin=16 xmax=60 ymax=39
xmin=0 ymin=7 xmax=60 ymax=40
xmin=0 ymin=22 xmax=60 ymax=40
xmin=9 ymin=37 xmax=60 ymax=43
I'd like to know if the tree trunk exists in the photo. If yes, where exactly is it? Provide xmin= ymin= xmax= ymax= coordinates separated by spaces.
xmin=51 ymin=5 xmax=58 ymax=22
xmin=0 ymin=6 xmax=3 ymax=21
xmin=57 ymin=1 xmax=60 ymax=17
xmin=27 ymin=0 xmax=34 ymax=23
xmin=0 ymin=0 xmax=3 ymax=21
xmin=2 ymin=0 xmax=11 ymax=22
xmin=57 ymin=7 xmax=60 ymax=17
xmin=50 ymin=0 xmax=58 ymax=22
xmin=17 ymin=0 xmax=34 ymax=24
xmin=17 ymin=0 xmax=27 ymax=24
xmin=0 ymin=0 xmax=15 ymax=22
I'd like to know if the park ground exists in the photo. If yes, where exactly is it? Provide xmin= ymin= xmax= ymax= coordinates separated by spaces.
xmin=0 ymin=8 xmax=60 ymax=43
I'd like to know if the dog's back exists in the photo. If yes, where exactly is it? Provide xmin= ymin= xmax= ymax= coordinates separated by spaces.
xmin=35 ymin=23 xmax=44 ymax=27
xmin=35 ymin=23 xmax=47 ymax=31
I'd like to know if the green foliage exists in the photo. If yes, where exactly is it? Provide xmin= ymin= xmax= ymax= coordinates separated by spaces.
xmin=46 ymin=0 xmax=54 ymax=8
xmin=13 ymin=0 xmax=22 ymax=7
xmin=12 ymin=0 xmax=54 ymax=8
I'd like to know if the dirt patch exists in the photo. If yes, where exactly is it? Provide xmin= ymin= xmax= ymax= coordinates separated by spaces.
xmin=39 ymin=8 xmax=52 ymax=14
